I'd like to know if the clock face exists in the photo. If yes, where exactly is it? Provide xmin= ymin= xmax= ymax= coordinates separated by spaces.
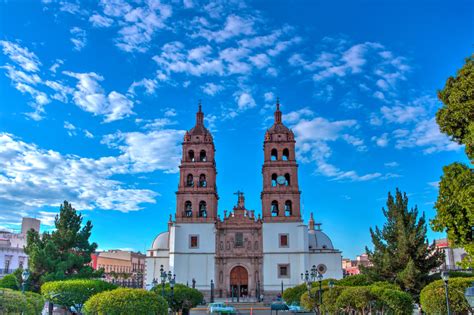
xmin=276 ymin=175 xmax=286 ymax=185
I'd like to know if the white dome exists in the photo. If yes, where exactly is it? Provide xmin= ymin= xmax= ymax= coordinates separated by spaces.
xmin=151 ymin=231 xmax=169 ymax=250
xmin=308 ymin=229 xmax=334 ymax=250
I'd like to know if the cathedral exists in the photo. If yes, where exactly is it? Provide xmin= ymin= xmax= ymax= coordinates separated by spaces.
xmin=145 ymin=101 xmax=343 ymax=300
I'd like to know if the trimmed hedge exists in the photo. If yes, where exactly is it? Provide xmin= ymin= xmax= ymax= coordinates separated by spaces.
xmin=300 ymin=282 xmax=412 ymax=315
xmin=151 ymin=283 xmax=203 ymax=312
xmin=420 ymin=277 xmax=474 ymax=314
xmin=0 ymin=288 xmax=44 ymax=314
xmin=41 ymin=279 xmax=117 ymax=313
xmin=0 ymin=273 xmax=19 ymax=290
xmin=83 ymin=288 xmax=168 ymax=315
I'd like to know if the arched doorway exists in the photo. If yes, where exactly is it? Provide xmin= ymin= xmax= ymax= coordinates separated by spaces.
xmin=230 ymin=266 xmax=248 ymax=298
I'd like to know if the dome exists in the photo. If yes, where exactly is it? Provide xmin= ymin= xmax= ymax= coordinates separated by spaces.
xmin=151 ymin=231 xmax=169 ymax=250
xmin=308 ymin=229 xmax=334 ymax=250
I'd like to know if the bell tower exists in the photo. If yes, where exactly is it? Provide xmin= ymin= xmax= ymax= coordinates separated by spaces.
xmin=261 ymin=99 xmax=301 ymax=222
xmin=176 ymin=102 xmax=218 ymax=222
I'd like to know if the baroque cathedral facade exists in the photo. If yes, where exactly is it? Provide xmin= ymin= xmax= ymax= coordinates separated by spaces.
xmin=145 ymin=101 xmax=343 ymax=300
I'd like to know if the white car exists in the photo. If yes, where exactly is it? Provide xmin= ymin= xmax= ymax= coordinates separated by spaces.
xmin=207 ymin=303 xmax=236 ymax=314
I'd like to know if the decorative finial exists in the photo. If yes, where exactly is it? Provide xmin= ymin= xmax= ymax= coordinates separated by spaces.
xmin=309 ymin=212 xmax=315 ymax=230
xmin=196 ymin=100 xmax=204 ymax=125
xmin=274 ymin=97 xmax=282 ymax=124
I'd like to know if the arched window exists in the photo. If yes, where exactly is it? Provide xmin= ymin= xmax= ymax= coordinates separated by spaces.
xmin=271 ymin=173 xmax=277 ymax=187
xmin=185 ymin=201 xmax=192 ymax=217
xmin=200 ymin=150 xmax=207 ymax=162
xmin=282 ymin=148 xmax=289 ymax=161
xmin=271 ymin=148 xmax=278 ymax=161
xmin=284 ymin=173 xmax=290 ymax=186
xmin=199 ymin=174 xmax=207 ymax=187
xmin=285 ymin=200 xmax=292 ymax=216
xmin=186 ymin=174 xmax=194 ymax=187
xmin=188 ymin=150 xmax=195 ymax=162
xmin=271 ymin=200 xmax=279 ymax=217
xmin=199 ymin=201 xmax=207 ymax=217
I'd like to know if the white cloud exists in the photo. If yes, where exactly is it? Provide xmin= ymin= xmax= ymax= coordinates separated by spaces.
xmin=0 ymin=40 xmax=41 ymax=72
xmin=264 ymin=92 xmax=274 ymax=102
xmin=101 ymin=129 xmax=185 ymax=173
xmin=380 ymin=105 xmax=425 ymax=124
xmin=202 ymin=82 xmax=223 ymax=96
xmin=237 ymin=92 xmax=256 ymax=110
xmin=84 ymin=130 xmax=94 ymax=138
xmin=287 ymin=113 xmax=382 ymax=181
xmin=194 ymin=15 xmax=255 ymax=43
xmin=64 ymin=121 xmax=77 ymax=136
xmin=70 ymin=27 xmax=87 ymax=51
xmin=371 ymin=133 xmax=389 ymax=147
xmin=0 ymin=133 xmax=157 ymax=212
xmin=393 ymin=118 xmax=461 ymax=154
xmin=89 ymin=14 xmax=114 ymax=27
xmin=128 ymin=78 xmax=158 ymax=95
xmin=384 ymin=161 xmax=399 ymax=167
xmin=64 ymin=71 xmax=134 ymax=122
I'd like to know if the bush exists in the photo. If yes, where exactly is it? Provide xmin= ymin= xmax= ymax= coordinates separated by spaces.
xmin=336 ymin=286 xmax=373 ymax=314
xmin=0 ymin=288 xmax=44 ymax=314
xmin=379 ymin=289 xmax=413 ymax=314
xmin=83 ymin=288 xmax=168 ymax=315
xmin=151 ymin=283 xmax=203 ymax=312
xmin=336 ymin=274 xmax=373 ymax=286
xmin=420 ymin=277 xmax=474 ymax=314
xmin=283 ymin=283 xmax=307 ymax=304
xmin=320 ymin=286 xmax=345 ymax=314
xmin=41 ymin=279 xmax=117 ymax=313
xmin=0 ymin=273 xmax=19 ymax=290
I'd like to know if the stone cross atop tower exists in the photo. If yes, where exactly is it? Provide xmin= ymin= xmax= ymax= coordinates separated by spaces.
xmin=234 ymin=190 xmax=245 ymax=209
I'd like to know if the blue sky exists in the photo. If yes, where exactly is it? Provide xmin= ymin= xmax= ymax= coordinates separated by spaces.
xmin=0 ymin=0 xmax=472 ymax=258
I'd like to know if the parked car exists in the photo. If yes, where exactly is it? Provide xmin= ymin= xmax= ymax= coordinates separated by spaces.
xmin=287 ymin=302 xmax=307 ymax=313
xmin=207 ymin=303 xmax=236 ymax=314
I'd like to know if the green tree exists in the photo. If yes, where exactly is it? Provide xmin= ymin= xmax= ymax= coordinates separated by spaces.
xmin=151 ymin=283 xmax=203 ymax=314
xmin=364 ymin=189 xmax=444 ymax=299
xmin=24 ymin=201 xmax=100 ymax=291
xmin=431 ymin=162 xmax=474 ymax=268
xmin=420 ymin=277 xmax=474 ymax=314
xmin=436 ymin=55 xmax=474 ymax=160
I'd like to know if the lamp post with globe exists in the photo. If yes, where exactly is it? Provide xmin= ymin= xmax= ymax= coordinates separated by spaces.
xmin=21 ymin=269 xmax=30 ymax=294
xmin=160 ymin=265 xmax=167 ymax=297
xmin=441 ymin=271 xmax=451 ymax=315
xmin=301 ymin=265 xmax=319 ymax=314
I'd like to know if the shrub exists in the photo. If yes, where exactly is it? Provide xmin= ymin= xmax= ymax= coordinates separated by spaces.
xmin=320 ymin=286 xmax=345 ymax=314
xmin=41 ymin=279 xmax=117 ymax=313
xmin=420 ymin=277 xmax=474 ymax=314
xmin=151 ymin=283 xmax=203 ymax=312
xmin=0 ymin=273 xmax=19 ymax=290
xmin=83 ymin=288 xmax=168 ymax=315
xmin=336 ymin=286 xmax=373 ymax=314
xmin=336 ymin=274 xmax=373 ymax=286
xmin=0 ymin=288 xmax=44 ymax=314
xmin=283 ymin=283 xmax=307 ymax=304
xmin=379 ymin=288 xmax=413 ymax=314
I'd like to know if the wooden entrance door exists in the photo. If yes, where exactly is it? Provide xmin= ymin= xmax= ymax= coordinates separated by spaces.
xmin=230 ymin=266 xmax=248 ymax=298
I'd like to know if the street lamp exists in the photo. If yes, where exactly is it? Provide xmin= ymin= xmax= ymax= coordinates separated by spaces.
xmin=210 ymin=279 xmax=214 ymax=303
xmin=465 ymin=282 xmax=474 ymax=311
xmin=21 ymin=269 xmax=30 ymax=293
xmin=316 ymin=272 xmax=323 ymax=306
xmin=441 ymin=271 xmax=451 ymax=315
xmin=160 ymin=265 xmax=167 ymax=297
xmin=301 ymin=265 xmax=319 ymax=314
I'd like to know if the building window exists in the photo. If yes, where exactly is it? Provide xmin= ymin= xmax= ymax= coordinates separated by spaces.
xmin=271 ymin=173 xmax=277 ymax=187
xmin=200 ymin=150 xmax=207 ymax=162
xmin=271 ymin=200 xmax=279 ymax=217
xmin=271 ymin=148 xmax=278 ymax=161
xmin=284 ymin=173 xmax=290 ymax=186
xmin=199 ymin=174 xmax=207 ymax=187
xmin=185 ymin=201 xmax=192 ymax=217
xmin=282 ymin=148 xmax=289 ymax=161
xmin=279 ymin=234 xmax=289 ymax=247
xmin=235 ymin=233 xmax=244 ymax=247
xmin=278 ymin=264 xmax=290 ymax=278
xmin=198 ymin=201 xmax=207 ymax=217
xmin=188 ymin=150 xmax=195 ymax=162
xmin=189 ymin=235 xmax=199 ymax=248
xmin=186 ymin=174 xmax=194 ymax=187
xmin=284 ymin=201 xmax=292 ymax=216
